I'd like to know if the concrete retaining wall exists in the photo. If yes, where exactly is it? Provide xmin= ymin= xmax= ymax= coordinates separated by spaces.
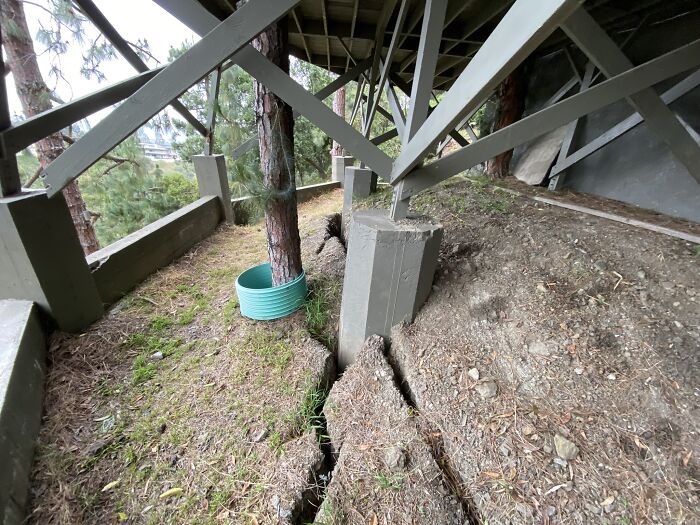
xmin=87 ymin=196 xmax=222 ymax=305
xmin=231 ymin=181 xmax=341 ymax=224
xmin=0 ymin=300 xmax=46 ymax=525
xmin=514 ymin=12 xmax=700 ymax=223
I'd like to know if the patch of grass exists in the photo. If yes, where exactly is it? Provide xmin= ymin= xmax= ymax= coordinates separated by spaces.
xmin=374 ymin=471 xmax=405 ymax=491
xmin=126 ymin=335 xmax=190 ymax=385
xmin=131 ymin=355 xmax=157 ymax=385
xmin=305 ymin=279 xmax=340 ymax=347
xmin=149 ymin=315 xmax=172 ymax=331
xmin=222 ymin=296 xmax=240 ymax=325
xmin=244 ymin=330 xmax=293 ymax=372
xmin=269 ymin=431 xmax=284 ymax=456
xmin=293 ymin=381 xmax=328 ymax=436
xmin=695 ymin=245 xmax=700 ymax=257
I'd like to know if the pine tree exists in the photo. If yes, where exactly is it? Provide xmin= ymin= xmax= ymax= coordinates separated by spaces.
xmin=2 ymin=0 xmax=100 ymax=253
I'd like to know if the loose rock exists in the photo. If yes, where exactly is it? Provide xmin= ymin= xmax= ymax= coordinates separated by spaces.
xmin=476 ymin=380 xmax=498 ymax=399
xmin=554 ymin=434 xmax=579 ymax=460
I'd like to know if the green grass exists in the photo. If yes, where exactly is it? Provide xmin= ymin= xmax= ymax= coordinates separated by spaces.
xmin=374 ymin=472 xmax=405 ymax=491
xmin=125 ymin=334 xmax=190 ymax=385
xmin=293 ymin=381 xmax=327 ymax=436
xmin=244 ymin=330 xmax=293 ymax=372
xmin=305 ymin=278 xmax=340 ymax=348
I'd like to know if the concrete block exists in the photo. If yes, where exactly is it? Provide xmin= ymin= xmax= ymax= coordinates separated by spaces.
xmin=338 ymin=209 xmax=443 ymax=368
xmin=331 ymin=155 xmax=354 ymax=185
xmin=88 ymin=196 xmax=221 ymax=305
xmin=0 ymin=300 xmax=45 ymax=525
xmin=0 ymin=190 xmax=103 ymax=332
xmin=342 ymin=166 xmax=373 ymax=217
xmin=193 ymin=154 xmax=233 ymax=222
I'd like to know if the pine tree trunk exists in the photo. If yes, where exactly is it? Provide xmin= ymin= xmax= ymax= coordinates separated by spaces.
xmin=2 ymin=0 xmax=100 ymax=254
xmin=331 ymin=87 xmax=345 ymax=157
xmin=253 ymin=20 xmax=302 ymax=287
xmin=485 ymin=66 xmax=527 ymax=179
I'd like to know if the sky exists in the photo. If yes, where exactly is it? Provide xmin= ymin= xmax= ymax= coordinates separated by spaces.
xmin=5 ymin=0 xmax=198 ymax=129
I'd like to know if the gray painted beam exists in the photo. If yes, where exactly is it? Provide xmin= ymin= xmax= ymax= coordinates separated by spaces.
xmin=75 ymin=0 xmax=207 ymax=136
xmin=404 ymin=0 xmax=448 ymax=144
xmin=552 ymin=67 xmax=700 ymax=176
xmin=549 ymin=61 xmax=594 ymax=189
xmin=364 ymin=0 xmax=410 ymax=134
xmin=236 ymin=46 xmax=392 ymax=179
xmin=0 ymin=43 xmax=22 ymax=197
xmin=390 ymin=0 xmax=582 ymax=184
xmin=371 ymin=128 xmax=399 ymax=146
xmin=3 ymin=68 xmax=162 ymax=153
xmin=384 ymin=83 xmax=406 ymax=142
xmin=204 ymin=67 xmax=221 ymax=155
xmin=399 ymin=39 xmax=700 ymax=199
xmin=562 ymin=8 xmax=700 ymax=183
xmin=43 ymin=0 xmax=300 ymax=197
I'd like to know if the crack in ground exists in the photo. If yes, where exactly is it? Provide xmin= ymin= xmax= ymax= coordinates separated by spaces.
xmin=386 ymin=341 xmax=482 ymax=525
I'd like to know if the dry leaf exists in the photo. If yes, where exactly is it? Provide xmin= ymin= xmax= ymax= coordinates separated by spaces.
xmin=482 ymin=471 xmax=501 ymax=479
xmin=159 ymin=487 xmax=184 ymax=499
xmin=601 ymin=495 xmax=615 ymax=506
xmin=369 ymin=512 xmax=378 ymax=525
xmin=101 ymin=480 xmax=120 ymax=492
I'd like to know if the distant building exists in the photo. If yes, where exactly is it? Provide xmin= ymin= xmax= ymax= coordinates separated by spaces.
xmin=140 ymin=142 xmax=175 ymax=160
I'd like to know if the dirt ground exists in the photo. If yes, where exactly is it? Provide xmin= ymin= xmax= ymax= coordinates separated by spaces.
xmin=27 ymin=176 xmax=699 ymax=525
xmin=360 ymin=176 xmax=699 ymax=524
xmin=27 ymin=191 xmax=345 ymax=525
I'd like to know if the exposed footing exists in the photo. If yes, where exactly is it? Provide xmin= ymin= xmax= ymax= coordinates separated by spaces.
xmin=331 ymin=155 xmax=354 ymax=186
xmin=338 ymin=209 xmax=442 ymax=369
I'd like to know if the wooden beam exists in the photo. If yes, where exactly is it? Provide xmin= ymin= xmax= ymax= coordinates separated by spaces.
xmin=390 ymin=0 xmax=582 ymax=184
xmin=75 ymin=0 xmax=207 ymax=136
xmin=399 ymin=39 xmax=700 ymax=198
xmin=562 ymin=8 xmax=700 ymax=183
xmin=552 ymin=67 xmax=700 ymax=176
xmin=43 ymin=0 xmax=301 ymax=196
xmin=2 ymin=67 xmax=161 ymax=153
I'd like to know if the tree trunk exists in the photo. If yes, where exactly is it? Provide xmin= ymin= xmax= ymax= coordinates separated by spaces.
xmin=253 ymin=20 xmax=302 ymax=287
xmin=485 ymin=66 xmax=527 ymax=179
xmin=2 ymin=0 xmax=100 ymax=254
xmin=331 ymin=87 xmax=345 ymax=157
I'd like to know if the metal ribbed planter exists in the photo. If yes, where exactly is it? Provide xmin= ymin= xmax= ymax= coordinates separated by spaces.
xmin=235 ymin=263 xmax=307 ymax=320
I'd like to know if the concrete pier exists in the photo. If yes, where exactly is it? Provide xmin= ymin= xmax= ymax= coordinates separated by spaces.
xmin=331 ymin=155 xmax=354 ymax=186
xmin=0 ymin=190 xmax=104 ymax=332
xmin=193 ymin=154 xmax=233 ymax=222
xmin=342 ymin=166 xmax=374 ymax=217
xmin=338 ymin=209 xmax=443 ymax=368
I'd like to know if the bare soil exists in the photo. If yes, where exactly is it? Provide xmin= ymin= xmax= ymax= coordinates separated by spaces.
xmin=367 ymin=176 xmax=700 ymax=524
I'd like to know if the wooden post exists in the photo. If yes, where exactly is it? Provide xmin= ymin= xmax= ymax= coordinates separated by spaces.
xmin=485 ymin=65 xmax=527 ymax=178
xmin=253 ymin=19 xmax=303 ymax=286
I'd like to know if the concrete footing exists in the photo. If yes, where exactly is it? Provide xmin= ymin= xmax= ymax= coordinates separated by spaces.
xmin=342 ymin=166 xmax=373 ymax=217
xmin=0 ymin=300 xmax=45 ymax=525
xmin=193 ymin=154 xmax=233 ymax=222
xmin=0 ymin=190 xmax=103 ymax=332
xmin=331 ymin=155 xmax=354 ymax=185
xmin=338 ymin=209 xmax=443 ymax=368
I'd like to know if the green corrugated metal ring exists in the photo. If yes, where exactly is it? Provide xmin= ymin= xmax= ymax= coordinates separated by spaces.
xmin=235 ymin=263 xmax=307 ymax=320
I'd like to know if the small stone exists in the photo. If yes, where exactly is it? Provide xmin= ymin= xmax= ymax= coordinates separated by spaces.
xmin=476 ymin=380 xmax=498 ymax=399
xmin=593 ymin=260 xmax=607 ymax=271
xmin=553 ymin=457 xmax=568 ymax=468
xmin=674 ymin=321 xmax=684 ymax=329
xmin=636 ymin=270 xmax=646 ymax=280
xmin=546 ymin=506 xmax=557 ymax=517
xmin=522 ymin=424 xmax=535 ymax=436
xmin=467 ymin=368 xmax=480 ymax=381
xmin=150 ymin=351 xmax=164 ymax=361
xmin=251 ymin=428 xmax=268 ymax=443
xmin=554 ymin=434 xmax=579 ymax=460
xmin=384 ymin=446 xmax=407 ymax=471
xmin=574 ymin=367 xmax=584 ymax=375
xmin=536 ymin=282 xmax=548 ymax=293
xmin=607 ymin=373 xmax=616 ymax=380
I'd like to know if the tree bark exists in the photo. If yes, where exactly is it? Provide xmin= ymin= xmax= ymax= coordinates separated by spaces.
xmin=253 ymin=20 xmax=302 ymax=287
xmin=485 ymin=66 xmax=527 ymax=179
xmin=2 ymin=0 xmax=100 ymax=254
xmin=331 ymin=87 xmax=345 ymax=157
